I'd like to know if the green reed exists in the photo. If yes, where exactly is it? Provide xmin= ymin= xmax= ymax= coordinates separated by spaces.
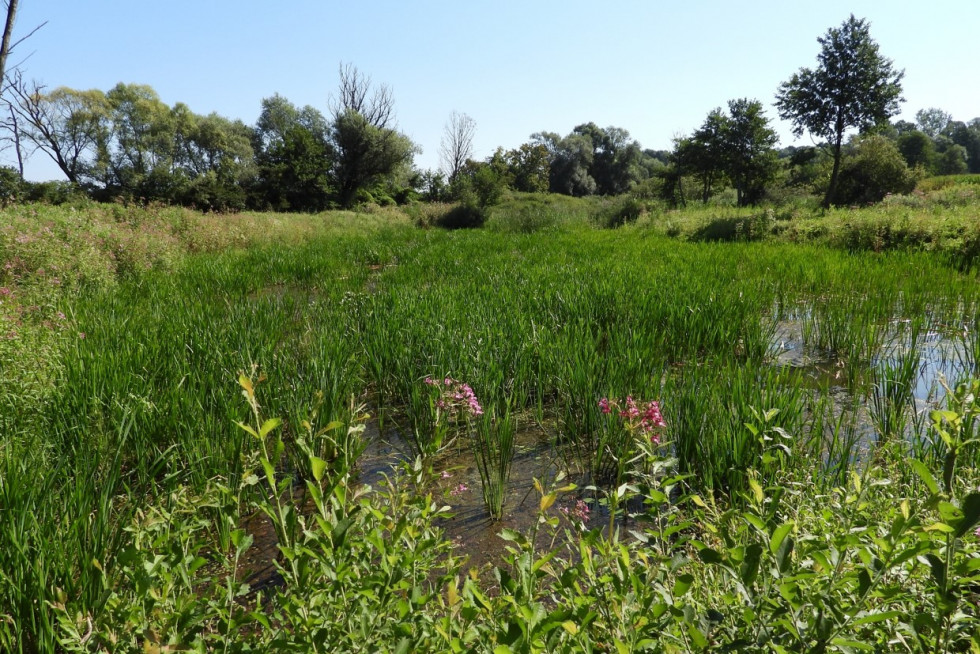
xmin=472 ymin=403 xmax=517 ymax=520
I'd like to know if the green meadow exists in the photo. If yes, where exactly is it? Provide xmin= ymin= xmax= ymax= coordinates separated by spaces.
xmin=2 ymin=191 xmax=980 ymax=652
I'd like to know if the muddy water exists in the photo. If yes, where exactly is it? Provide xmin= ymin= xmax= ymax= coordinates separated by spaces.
xmin=356 ymin=422 xmax=601 ymax=572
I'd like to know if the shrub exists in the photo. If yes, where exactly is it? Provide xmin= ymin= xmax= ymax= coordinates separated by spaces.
xmin=593 ymin=196 xmax=647 ymax=228
xmin=436 ymin=203 xmax=486 ymax=229
xmin=834 ymin=134 xmax=919 ymax=205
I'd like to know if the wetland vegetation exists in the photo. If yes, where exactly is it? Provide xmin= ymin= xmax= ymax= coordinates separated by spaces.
xmin=2 ymin=185 xmax=980 ymax=651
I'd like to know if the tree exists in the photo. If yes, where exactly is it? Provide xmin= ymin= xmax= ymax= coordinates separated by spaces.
xmin=775 ymin=15 xmax=904 ymax=207
xmin=722 ymin=98 xmax=779 ymax=206
xmin=896 ymin=130 xmax=935 ymax=171
xmin=439 ymin=110 xmax=475 ymax=184
xmin=328 ymin=63 xmax=415 ymax=207
xmin=252 ymin=94 xmax=331 ymax=211
xmin=946 ymin=119 xmax=980 ymax=173
xmin=935 ymin=144 xmax=968 ymax=175
xmin=10 ymin=83 xmax=110 ymax=184
xmin=104 ymin=83 xmax=179 ymax=197
xmin=505 ymin=142 xmax=550 ymax=193
xmin=915 ymin=107 xmax=952 ymax=139
xmin=0 ymin=1 xmax=17 ymax=87
xmin=673 ymin=109 xmax=727 ymax=203
xmin=572 ymin=122 xmax=644 ymax=195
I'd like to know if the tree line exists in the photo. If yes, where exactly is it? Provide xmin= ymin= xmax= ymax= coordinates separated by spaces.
xmin=2 ymin=16 xmax=979 ymax=211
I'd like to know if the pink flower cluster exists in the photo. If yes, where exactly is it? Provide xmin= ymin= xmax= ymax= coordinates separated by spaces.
xmin=599 ymin=396 xmax=666 ymax=443
xmin=424 ymin=376 xmax=483 ymax=418
xmin=560 ymin=499 xmax=591 ymax=522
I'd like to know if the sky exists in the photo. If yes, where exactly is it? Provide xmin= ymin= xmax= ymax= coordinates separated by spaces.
xmin=9 ymin=0 xmax=980 ymax=181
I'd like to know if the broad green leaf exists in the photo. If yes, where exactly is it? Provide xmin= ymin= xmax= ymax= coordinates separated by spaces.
xmin=770 ymin=521 xmax=794 ymax=555
xmin=851 ymin=610 xmax=902 ymax=626
xmin=673 ymin=573 xmax=694 ymax=597
xmin=261 ymin=459 xmax=276 ymax=486
xmin=740 ymin=543 xmax=763 ymax=586
xmin=775 ymin=533 xmax=795 ymax=573
xmin=540 ymin=492 xmax=557 ymax=512
xmin=310 ymin=455 xmax=327 ymax=482
xmin=236 ymin=421 xmax=259 ymax=439
xmin=830 ymin=638 xmax=874 ymax=650
xmin=743 ymin=513 xmax=767 ymax=533
xmin=259 ymin=417 xmax=281 ymax=438
xmin=698 ymin=548 xmax=723 ymax=565
xmin=924 ymin=553 xmax=946 ymax=588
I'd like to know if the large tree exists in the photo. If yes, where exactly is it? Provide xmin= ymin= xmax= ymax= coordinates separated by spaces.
xmin=775 ymin=15 xmax=904 ymax=207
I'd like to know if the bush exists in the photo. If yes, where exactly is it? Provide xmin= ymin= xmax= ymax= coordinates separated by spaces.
xmin=593 ymin=196 xmax=648 ymax=228
xmin=436 ymin=202 xmax=486 ymax=229
xmin=0 ymin=167 xmax=25 ymax=204
xmin=834 ymin=134 xmax=919 ymax=205
xmin=22 ymin=180 xmax=89 ymax=206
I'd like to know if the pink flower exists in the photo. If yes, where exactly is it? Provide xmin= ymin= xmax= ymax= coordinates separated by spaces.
xmin=78 ymin=332 xmax=86 ymax=339
xmin=450 ymin=483 xmax=468 ymax=497
xmin=440 ymin=470 xmax=452 ymax=479
xmin=426 ymin=376 xmax=483 ymax=419
xmin=601 ymin=395 xmax=666 ymax=442
xmin=560 ymin=499 xmax=591 ymax=522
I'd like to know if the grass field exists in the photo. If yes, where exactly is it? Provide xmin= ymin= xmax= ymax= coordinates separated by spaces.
xmin=2 ymin=194 xmax=980 ymax=651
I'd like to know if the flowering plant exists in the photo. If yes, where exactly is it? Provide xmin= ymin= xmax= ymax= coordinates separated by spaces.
xmin=598 ymin=396 xmax=666 ymax=444
xmin=424 ymin=376 xmax=483 ymax=420
xmin=413 ymin=376 xmax=483 ymax=456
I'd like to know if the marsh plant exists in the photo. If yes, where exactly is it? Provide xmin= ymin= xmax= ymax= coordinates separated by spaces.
xmin=417 ymin=376 xmax=518 ymax=520
xmin=472 ymin=403 xmax=517 ymax=520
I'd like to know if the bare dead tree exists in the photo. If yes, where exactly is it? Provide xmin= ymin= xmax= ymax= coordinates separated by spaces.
xmin=440 ymin=111 xmax=476 ymax=183
xmin=332 ymin=62 xmax=394 ymax=129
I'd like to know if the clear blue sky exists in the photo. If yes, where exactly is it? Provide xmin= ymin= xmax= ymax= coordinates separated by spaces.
xmin=11 ymin=0 xmax=980 ymax=181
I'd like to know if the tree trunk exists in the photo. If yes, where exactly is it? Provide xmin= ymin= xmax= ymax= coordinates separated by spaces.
xmin=823 ymin=122 xmax=845 ymax=208
xmin=7 ymin=101 xmax=21 ymax=176
xmin=0 ymin=0 xmax=18 ymax=86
